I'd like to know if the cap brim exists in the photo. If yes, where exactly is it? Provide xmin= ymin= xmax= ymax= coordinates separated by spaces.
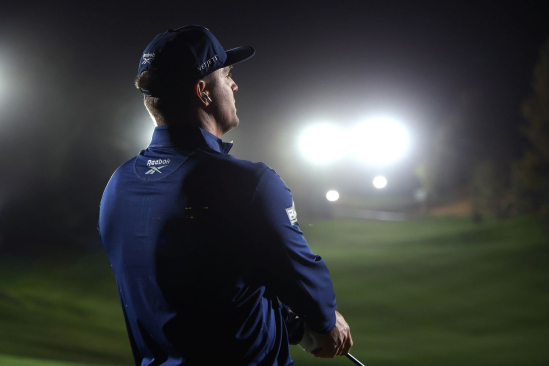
xmin=224 ymin=46 xmax=255 ymax=67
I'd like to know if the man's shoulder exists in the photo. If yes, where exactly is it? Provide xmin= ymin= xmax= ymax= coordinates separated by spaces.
xmin=105 ymin=148 xmax=277 ymax=191
xmin=195 ymin=148 xmax=271 ymax=180
xmin=102 ymin=156 xmax=137 ymax=189
xmin=113 ymin=154 xmax=140 ymax=177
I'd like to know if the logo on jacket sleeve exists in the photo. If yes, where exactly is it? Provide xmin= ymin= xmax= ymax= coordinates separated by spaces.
xmin=286 ymin=201 xmax=298 ymax=226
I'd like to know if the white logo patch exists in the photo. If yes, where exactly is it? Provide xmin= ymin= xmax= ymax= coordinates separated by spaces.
xmin=285 ymin=201 xmax=298 ymax=226
xmin=145 ymin=165 xmax=167 ymax=174
xmin=147 ymin=159 xmax=170 ymax=166
xmin=197 ymin=55 xmax=220 ymax=71
xmin=142 ymin=52 xmax=155 ymax=65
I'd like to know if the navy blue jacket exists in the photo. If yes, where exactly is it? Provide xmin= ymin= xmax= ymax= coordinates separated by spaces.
xmin=99 ymin=126 xmax=337 ymax=366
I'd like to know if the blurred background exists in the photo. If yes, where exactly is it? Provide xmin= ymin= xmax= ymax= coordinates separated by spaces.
xmin=1 ymin=1 xmax=549 ymax=365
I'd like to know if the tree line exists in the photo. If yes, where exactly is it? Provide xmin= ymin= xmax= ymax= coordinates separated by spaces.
xmin=417 ymin=38 xmax=549 ymax=220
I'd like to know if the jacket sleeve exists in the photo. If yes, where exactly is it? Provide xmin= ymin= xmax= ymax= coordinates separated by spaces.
xmin=250 ymin=168 xmax=336 ymax=334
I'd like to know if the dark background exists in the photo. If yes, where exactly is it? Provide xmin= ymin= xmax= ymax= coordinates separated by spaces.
xmin=1 ymin=0 xmax=548 ymax=254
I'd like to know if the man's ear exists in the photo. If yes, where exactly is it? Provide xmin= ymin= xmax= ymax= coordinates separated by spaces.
xmin=194 ymin=80 xmax=209 ymax=105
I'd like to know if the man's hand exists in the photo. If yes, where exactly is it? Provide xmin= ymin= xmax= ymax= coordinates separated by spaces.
xmin=310 ymin=310 xmax=353 ymax=358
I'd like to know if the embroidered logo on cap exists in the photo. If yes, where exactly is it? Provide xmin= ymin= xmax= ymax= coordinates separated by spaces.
xmin=286 ymin=201 xmax=298 ymax=226
xmin=142 ymin=53 xmax=155 ymax=65
xmin=197 ymin=55 xmax=220 ymax=71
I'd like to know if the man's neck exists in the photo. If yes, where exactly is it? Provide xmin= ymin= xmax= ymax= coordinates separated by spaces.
xmin=197 ymin=119 xmax=224 ymax=139
xmin=192 ymin=109 xmax=224 ymax=138
xmin=155 ymin=112 xmax=224 ymax=138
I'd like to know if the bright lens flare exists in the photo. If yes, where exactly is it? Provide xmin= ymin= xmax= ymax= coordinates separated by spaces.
xmin=351 ymin=117 xmax=409 ymax=165
xmin=300 ymin=124 xmax=347 ymax=164
xmin=373 ymin=176 xmax=387 ymax=189
xmin=326 ymin=190 xmax=340 ymax=201
xmin=139 ymin=119 xmax=155 ymax=147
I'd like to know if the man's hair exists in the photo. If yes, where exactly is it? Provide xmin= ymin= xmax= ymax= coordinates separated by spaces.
xmin=134 ymin=71 xmax=194 ymax=126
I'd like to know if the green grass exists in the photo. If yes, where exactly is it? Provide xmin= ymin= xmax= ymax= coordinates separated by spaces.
xmin=336 ymin=193 xmax=418 ymax=211
xmin=0 ymin=253 xmax=132 ymax=365
xmin=1 ymin=216 xmax=548 ymax=365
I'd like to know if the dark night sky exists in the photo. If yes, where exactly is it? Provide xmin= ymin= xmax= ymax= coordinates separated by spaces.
xmin=1 ymin=0 xmax=549 ymax=224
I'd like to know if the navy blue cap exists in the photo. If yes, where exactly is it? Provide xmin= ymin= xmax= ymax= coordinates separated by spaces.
xmin=138 ymin=25 xmax=255 ymax=97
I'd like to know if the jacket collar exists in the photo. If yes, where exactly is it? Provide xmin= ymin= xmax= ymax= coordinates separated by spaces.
xmin=148 ymin=126 xmax=233 ymax=154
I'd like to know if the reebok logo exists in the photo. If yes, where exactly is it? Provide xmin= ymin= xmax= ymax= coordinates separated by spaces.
xmin=142 ymin=53 xmax=155 ymax=65
xmin=145 ymin=158 xmax=170 ymax=174
xmin=145 ymin=166 xmax=167 ymax=174
xmin=147 ymin=159 xmax=170 ymax=166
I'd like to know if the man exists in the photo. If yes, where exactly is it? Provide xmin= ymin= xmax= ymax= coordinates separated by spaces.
xmin=99 ymin=25 xmax=352 ymax=365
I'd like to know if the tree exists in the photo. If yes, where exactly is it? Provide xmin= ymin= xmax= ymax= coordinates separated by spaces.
xmin=415 ymin=92 xmax=483 ymax=212
xmin=471 ymin=159 xmax=508 ymax=220
xmin=513 ymin=38 xmax=549 ymax=213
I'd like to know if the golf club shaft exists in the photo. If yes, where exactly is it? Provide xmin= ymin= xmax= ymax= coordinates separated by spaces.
xmin=346 ymin=353 xmax=364 ymax=366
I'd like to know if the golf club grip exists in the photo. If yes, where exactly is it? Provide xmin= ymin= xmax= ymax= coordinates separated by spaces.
xmin=346 ymin=353 xmax=365 ymax=366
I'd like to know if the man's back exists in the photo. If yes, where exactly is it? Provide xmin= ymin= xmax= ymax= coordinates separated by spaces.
xmin=99 ymin=126 xmax=336 ymax=365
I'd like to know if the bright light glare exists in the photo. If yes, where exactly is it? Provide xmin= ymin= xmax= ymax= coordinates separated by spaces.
xmin=300 ymin=124 xmax=347 ymax=164
xmin=326 ymin=190 xmax=340 ymax=201
xmin=373 ymin=176 xmax=387 ymax=189
xmin=351 ymin=117 xmax=409 ymax=165
xmin=138 ymin=118 xmax=155 ymax=147
xmin=0 ymin=57 xmax=6 ymax=108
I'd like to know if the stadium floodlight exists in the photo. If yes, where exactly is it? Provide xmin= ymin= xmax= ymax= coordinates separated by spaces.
xmin=373 ymin=175 xmax=387 ymax=189
xmin=326 ymin=190 xmax=340 ymax=202
xmin=351 ymin=116 xmax=409 ymax=165
xmin=299 ymin=124 xmax=347 ymax=164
